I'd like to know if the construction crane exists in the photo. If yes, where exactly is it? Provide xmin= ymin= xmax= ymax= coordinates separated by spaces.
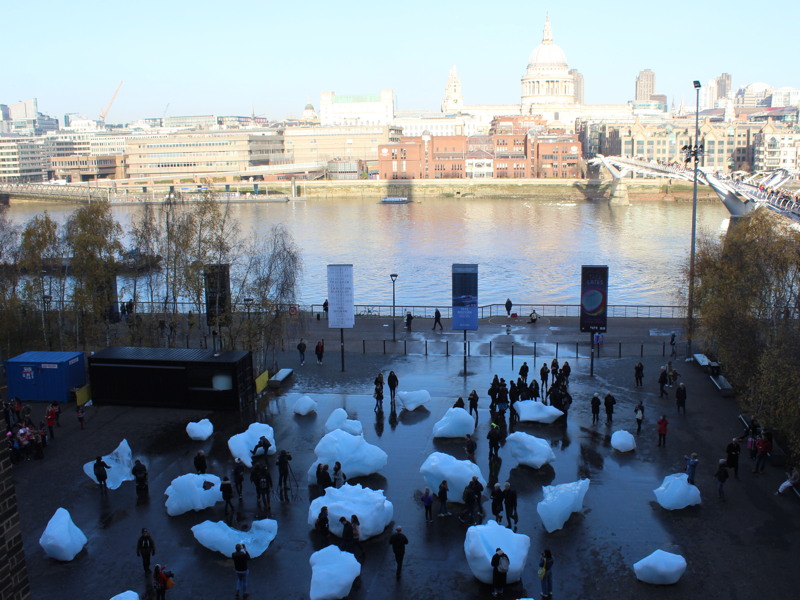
xmin=99 ymin=81 xmax=123 ymax=122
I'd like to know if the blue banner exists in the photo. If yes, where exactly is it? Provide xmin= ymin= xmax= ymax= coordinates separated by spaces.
xmin=452 ymin=264 xmax=478 ymax=331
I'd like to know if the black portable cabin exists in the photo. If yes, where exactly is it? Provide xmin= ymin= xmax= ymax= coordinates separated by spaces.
xmin=88 ymin=347 xmax=254 ymax=410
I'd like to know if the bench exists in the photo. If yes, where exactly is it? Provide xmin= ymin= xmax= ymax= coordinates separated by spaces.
xmin=268 ymin=368 xmax=294 ymax=389
xmin=710 ymin=375 xmax=735 ymax=397
xmin=693 ymin=353 xmax=711 ymax=368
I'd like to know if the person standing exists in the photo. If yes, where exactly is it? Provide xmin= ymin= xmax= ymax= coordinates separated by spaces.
xmin=405 ymin=311 xmax=414 ymax=330
xmin=726 ymin=438 xmax=741 ymax=480
xmin=468 ymin=390 xmax=479 ymax=421
xmin=591 ymin=393 xmax=601 ymax=425
xmin=297 ymin=339 xmax=306 ymax=366
xmin=715 ymin=459 xmax=729 ymax=501
xmin=152 ymin=564 xmax=174 ymax=600
xmin=519 ymin=362 xmax=529 ymax=384
xmin=233 ymin=458 xmax=245 ymax=499
xmin=136 ymin=528 xmax=156 ymax=573
xmin=539 ymin=549 xmax=554 ymax=599
xmin=314 ymin=340 xmax=324 ymax=364
xmin=194 ymin=450 xmax=207 ymax=474
xmin=94 ymin=456 xmax=111 ymax=492
xmin=437 ymin=480 xmax=450 ymax=516
xmin=277 ymin=450 xmax=292 ymax=491
xmin=339 ymin=517 xmax=354 ymax=553
xmin=540 ymin=363 xmax=549 ymax=392
xmin=490 ymin=547 xmax=510 ymax=597
xmin=388 ymin=526 xmax=408 ymax=579
xmin=684 ymin=453 xmax=699 ymax=484
xmin=350 ymin=514 xmax=363 ymax=559
xmin=670 ymin=332 xmax=678 ymax=358
xmin=676 ymin=383 xmax=687 ymax=415
xmin=604 ymin=392 xmax=616 ymax=425
xmin=387 ymin=371 xmax=399 ymax=403
xmin=332 ymin=461 xmax=347 ymax=488
xmin=45 ymin=403 xmax=57 ymax=440
xmin=634 ymin=362 xmax=644 ymax=387
xmin=76 ymin=405 xmax=85 ymax=430
xmin=753 ymin=433 xmax=772 ymax=474
xmin=432 ymin=308 xmax=443 ymax=331
xmin=323 ymin=299 xmax=328 ymax=319
xmin=132 ymin=459 xmax=148 ymax=494
xmin=421 ymin=487 xmax=434 ymax=523
xmin=503 ymin=482 xmax=518 ymax=530
xmin=658 ymin=367 xmax=669 ymax=398
xmin=374 ymin=372 xmax=385 ymax=411
xmin=221 ymin=476 xmax=235 ymax=515
xmin=232 ymin=543 xmax=251 ymax=599
xmin=465 ymin=434 xmax=477 ymax=461
xmin=634 ymin=401 xmax=644 ymax=435
xmin=315 ymin=506 xmax=330 ymax=540
xmin=657 ymin=415 xmax=669 ymax=448
xmin=490 ymin=484 xmax=504 ymax=523
xmin=251 ymin=464 xmax=272 ymax=509
xmin=504 ymin=298 xmax=513 ymax=317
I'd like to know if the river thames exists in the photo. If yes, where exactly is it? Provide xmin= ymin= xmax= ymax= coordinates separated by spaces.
xmin=6 ymin=195 xmax=729 ymax=306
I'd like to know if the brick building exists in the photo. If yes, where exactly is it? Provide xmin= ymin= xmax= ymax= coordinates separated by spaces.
xmin=0 ymin=413 xmax=31 ymax=600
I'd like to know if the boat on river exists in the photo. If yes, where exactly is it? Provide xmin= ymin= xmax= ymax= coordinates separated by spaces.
xmin=380 ymin=197 xmax=411 ymax=204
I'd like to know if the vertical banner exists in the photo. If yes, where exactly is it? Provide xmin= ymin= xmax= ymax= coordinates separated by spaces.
xmin=204 ymin=264 xmax=232 ymax=327
xmin=327 ymin=264 xmax=355 ymax=329
xmin=580 ymin=265 xmax=609 ymax=333
xmin=452 ymin=263 xmax=478 ymax=331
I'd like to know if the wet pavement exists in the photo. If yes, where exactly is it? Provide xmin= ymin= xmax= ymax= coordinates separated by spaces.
xmin=13 ymin=314 xmax=800 ymax=599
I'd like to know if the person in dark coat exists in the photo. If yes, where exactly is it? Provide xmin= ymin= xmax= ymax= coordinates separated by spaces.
xmin=468 ymin=390 xmax=479 ymax=421
xmin=634 ymin=362 xmax=644 ymax=387
xmin=726 ymin=438 xmax=741 ymax=479
xmin=339 ymin=516 xmax=354 ymax=553
xmin=387 ymin=371 xmax=399 ymax=403
xmin=539 ymin=549 xmax=554 ymax=599
xmin=658 ymin=367 xmax=669 ymax=398
xmin=233 ymin=458 xmax=245 ymax=499
xmin=136 ymin=528 xmax=156 ymax=573
xmin=251 ymin=464 xmax=272 ymax=509
xmin=388 ymin=526 xmax=409 ymax=578
xmin=405 ymin=312 xmax=414 ymax=330
xmin=490 ymin=484 xmax=504 ymax=523
xmin=132 ymin=459 xmax=148 ymax=493
xmin=194 ymin=451 xmax=207 ymax=474
xmin=94 ymin=456 xmax=111 ymax=492
xmin=504 ymin=298 xmax=513 ymax=316
xmin=503 ymin=482 xmax=518 ymax=529
xmin=374 ymin=372 xmax=385 ymax=411
xmin=297 ymin=339 xmax=306 ymax=365
xmin=540 ymin=363 xmax=549 ymax=392
xmin=490 ymin=548 xmax=510 ymax=596
xmin=603 ymin=392 xmax=616 ymax=425
xmin=518 ymin=362 xmax=529 ymax=383
xmin=221 ymin=476 xmax=235 ymax=514
xmin=317 ymin=464 xmax=333 ymax=489
xmin=232 ymin=543 xmax=251 ymax=598
xmin=590 ymin=393 xmax=601 ymax=425
xmin=314 ymin=340 xmax=324 ymax=364
xmin=432 ymin=308 xmax=443 ymax=331
xmin=315 ymin=506 xmax=330 ymax=540
xmin=277 ymin=450 xmax=292 ymax=490
xmin=437 ymin=480 xmax=450 ymax=516
xmin=676 ymin=383 xmax=687 ymax=415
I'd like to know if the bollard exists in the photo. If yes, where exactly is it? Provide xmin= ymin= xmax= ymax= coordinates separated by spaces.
xmin=383 ymin=340 xmax=386 ymax=354
xmin=425 ymin=340 xmax=428 ymax=356
xmin=363 ymin=340 xmax=366 ymax=354
xmin=641 ymin=342 xmax=644 ymax=357
xmin=533 ymin=341 xmax=536 ymax=359
xmin=618 ymin=341 xmax=622 ymax=358
xmin=446 ymin=341 xmax=449 ymax=356
xmin=489 ymin=341 xmax=492 ymax=357
xmin=468 ymin=340 xmax=471 ymax=356
xmin=576 ymin=342 xmax=579 ymax=359
xmin=404 ymin=340 xmax=407 ymax=355
xmin=662 ymin=341 xmax=665 ymax=357
xmin=512 ymin=342 xmax=515 ymax=360
xmin=555 ymin=342 xmax=559 ymax=359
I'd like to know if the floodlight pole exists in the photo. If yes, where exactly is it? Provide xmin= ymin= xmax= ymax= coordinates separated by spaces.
xmin=686 ymin=80 xmax=702 ymax=360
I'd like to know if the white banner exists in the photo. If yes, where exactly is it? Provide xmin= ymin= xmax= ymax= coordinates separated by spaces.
xmin=327 ymin=264 xmax=355 ymax=328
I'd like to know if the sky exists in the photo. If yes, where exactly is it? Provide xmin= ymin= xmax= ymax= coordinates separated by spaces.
xmin=2 ymin=0 xmax=798 ymax=123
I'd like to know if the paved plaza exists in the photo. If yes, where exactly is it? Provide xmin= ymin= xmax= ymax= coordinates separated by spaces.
xmin=12 ymin=314 xmax=800 ymax=599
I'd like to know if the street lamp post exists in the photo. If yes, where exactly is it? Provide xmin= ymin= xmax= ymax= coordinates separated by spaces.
xmin=390 ymin=273 xmax=398 ymax=342
xmin=685 ymin=80 xmax=703 ymax=359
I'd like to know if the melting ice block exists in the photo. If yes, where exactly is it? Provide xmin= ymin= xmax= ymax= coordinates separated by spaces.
xmin=515 ymin=400 xmax=564 ymax=424
xmin=505 ymin=432 xmax=556 ymax=468
xmin=633 ymin=549 xmax=687 ymax=584
xmin=653 ymin=473 xmax=701 ymax=510
xmin=164 ymin=473 xmax=222 ymax=516
xmin=537 ymin=479 xmax=590 ymax=533
xmin=228 ymin=423 xmax=276 ymax=467
xmin=186 ymin=419 xmax=214 ymax=441
xmin=109 ymin=593 xmax=139 ymax=600
xmin=396 ymin=390 xmax=430 ymax=411
xmin=420 ymin=452 xmax=486 ymax=499
xmin=325 ymin=408 xmax=363 ymax=435
xmin=309 ymin=545 xmax=361 ymax=600
xmin=464 ymin=520 xmax=531 ymax=584
xmin=306 ymin=429 xmax=387 ymax=483
xmin=191 ymin=518 xmax=278 ymax=558
xmin=611 ymin=430 xmax=636 ymax=452
xmin=307 ymin=484 xmax=393 ymax=539
xmin=293 ymin=395 xmax=318 ymax=416
xmin=82 ymin=439 xmax=134 ymax=489
xmin=39 ymin=507 xmax=87 ymax=561
xmin=432 ymin=407 xmax=475 ymax=438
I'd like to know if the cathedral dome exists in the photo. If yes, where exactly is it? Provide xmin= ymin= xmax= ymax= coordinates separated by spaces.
xmin=527 ymin=16 xmax=568 ymax=66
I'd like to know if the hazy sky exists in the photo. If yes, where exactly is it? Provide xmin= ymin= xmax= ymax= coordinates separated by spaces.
xmin=3 ymin=0 xmax=798 ymax=123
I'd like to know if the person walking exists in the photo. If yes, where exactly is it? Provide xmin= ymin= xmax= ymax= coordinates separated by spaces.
xmin=657 ymin=415 xmax=669 ymax=448
xmin=726 ymin=438 xmax=741 ymax=480
xmin=387 ymin=371 xmax=399 ymax=403
xmin=591 ymin=393 xmax=601 ymax=425
xmin=603 ymin=392 xmax=616 ymax=425
xmin=775 ymin=466 xmax=800 ymax=496
xmin=670 ymin=332 xmax=678 ymax=358
xmin=232 ymin=543 xmax=251 ymax=599
xmin=136 ymin=528 xmax=156 ymax=573
xmin=465 ymin=434 xmax=477 ymax=461
xmin=314 ymin=340 xmax=324 ymax=364
xmin=753 ymin=433 xmax=772 ymax=474
xmin=233 ymin=458 xmax=245 ymax=499
xmin=634 ymin=401 xmax=644 ymax=435
xmin=374 ymin=372 xmax=385 ymax=411
xmin=684 ymin=453 xmax=699 ymax=484
xmin=437 ymin=480 xmax=450 ymax=516
xmin=519 ymin=362 xmax=529 ymax=384
xmin=388 ymin=526 xmax=408 ymax=579
xmin=490 ymin=547 xmax=510 ymax=597
xmin=634 ymin=362 xmax=644 ymax=387
xmin=676 ymin=383 xmax=687 ymax=415
xmin=339 ymin=516 xmax=354 ymax=553
xmin=715 ymin=459 xmax=729 ymax=501
xmin=503 ymin=482 xmax=518 ymax=530
xmin=468 ymin=390 xmax=479 ymax=421
xmin=251 ymin=464 xmax=272 ymax=509
xmin=658 ymin=367 xmax=669 ymax=398
xmin=194 ymin=450 xmax=207 ymax=474
xmin=490 ymin=484 xmax=504 ymax=523
xmin=421 ymin=487 xmax=434 ymax=523
xmin=323 ymin=299 xmax=328 ymax=319
xmin=405 ymin=311 xmax=414 ymax=330
xmin=297 ymin=339 xmax=306 ymax=366
xmin=540 ymin=363 xmax=549 ymax=392
xmin=277 ymin=450 xmax=292 ymax=491
xmin=221 ymin=476 xmax=235 ymax=515
xmin=94 ymin=456 xmax=111 ymax=493
xmin=132 ymin=459 xmax=149 ymax=495
xmin=504 ymin=298 xmax=513 ymax=317
xmin=487 ymin=423 xmax=502 ymax=458
xmin=152 ymin=564 xmax=174 ymax=600
xmin=539 ymin=549 xmax=554 ymax=599
xmin=432 ymin=308 xmax=443 ymax=331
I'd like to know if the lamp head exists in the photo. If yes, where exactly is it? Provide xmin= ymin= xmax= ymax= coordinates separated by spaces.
xmin=390 ymin=273 xmax=398 ymax=282
xmin=693 ymin=80 xmax=702 ymax=89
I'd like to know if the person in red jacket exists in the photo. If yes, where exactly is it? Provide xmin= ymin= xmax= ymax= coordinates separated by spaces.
xmin=657 ymin=415 xmax=669 ymax=447
xmin=45 ymin=403 xmax=58 ymax=440
xmin=753 ymin=433 xmax=772 ymax=474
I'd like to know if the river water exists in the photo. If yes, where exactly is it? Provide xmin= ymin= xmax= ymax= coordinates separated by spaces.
xmin=6 ymin=196 xmax=729 ymax=307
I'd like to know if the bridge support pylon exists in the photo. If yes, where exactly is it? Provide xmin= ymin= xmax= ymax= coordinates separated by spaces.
xmin=609 ymin=178 xmax=630 ymax=206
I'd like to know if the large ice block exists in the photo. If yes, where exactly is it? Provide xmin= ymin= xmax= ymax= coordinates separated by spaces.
xmin=325 ymin=408 xmax=363 ymax=435
xmin=463 ymin=520 xmax=531 ymax=584
xmin=653 ymin=473 xmax=701 ymax=510
xmin=419 ymin=452 xmax=486 ymax=499
xmin=191 ymin=518 xmax=278 ymax=558
xmin=610 ymin=430 xmax=636 ymax=452
xmin=293 ymin=395 xmax=318 ymax=415
xmin=164 ymin=473 xmax=222 ymax=516
xmin=309 ymin=545 xmax=361 ymax=600
xmin=306 ymin=429 xmax=387 ymax=483
xmin=432 ymin=407 xmax=475 ymax=438
xmin=307 ymin=483 xmax=393 ymax=539
xmin=396 ymin=390 xmax=431 ymax=411
xmin=505 ymin=432 xmax=556 ymax=468
xmin=228 ymin=423 xmax=276 ymax=467
xmin=39 ymin=507 xmax=87 ymax=561
xmin=514 ymin=400 xmax=564 ymax=424
xmin=633 ymin=549 xmax=687 ymax=584
xmin=537 ymin=479 xmax=590 ymax=532
xmin=82 ymin=439 xmax=134 ymax=490
xmin=186 ymin=419 xmax=214 ymax=441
